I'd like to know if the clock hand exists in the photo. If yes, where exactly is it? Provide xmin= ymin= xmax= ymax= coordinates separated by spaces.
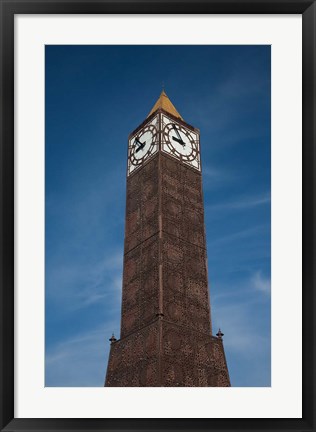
xmin=135 ymin=141 xmax=146 ymax=153
xmin=136 ymin=145 xmax=145 ymax=153
xmin=135 ymin=137 xmax=146 ymax=153
xmin=172 ymin=136 xmax=185 ymax=147
xmin=172 ymin=124 xmax=182 ymax=140
xmin=172 ymin=124 xmax=186 ymax=146
xmin=135 ymin=137 xmax=143 ymax=147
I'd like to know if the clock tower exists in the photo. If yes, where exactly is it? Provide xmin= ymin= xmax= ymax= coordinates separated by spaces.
xmin=105 ymin=91 xmax=230 ymax=386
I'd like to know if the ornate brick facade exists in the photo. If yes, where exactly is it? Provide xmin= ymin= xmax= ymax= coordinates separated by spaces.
xmin=105 ymin=94 xmax=230 ymax=387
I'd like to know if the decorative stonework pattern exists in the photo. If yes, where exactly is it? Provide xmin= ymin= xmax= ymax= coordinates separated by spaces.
xmin=106 ymin=321 xmax=160 ymax=387
xmin=121 ymin=234 xmax=160 ymax=337
xmin=161 ymin=154 xmax=205 ymax=249
xmin=106 ymin=320 xmax=230 ymax=387
xmin=161 ymin=322 xmax=230 ymax=387
xmin=125 ymin=156 xmax=159 ymax=254
xmin=121 ymin=156 xmax=160 ymax=338
xmin=161 ymin=228 xmax=210 ymax=334
xmin=106 ymin=115 xmax=230 ymax=387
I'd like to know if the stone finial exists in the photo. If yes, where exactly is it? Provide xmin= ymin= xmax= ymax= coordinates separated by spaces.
xmin=109 ymin=333 xmax=117 ymax=344
xmin=216 ymin=328 xmax=224 ymax=339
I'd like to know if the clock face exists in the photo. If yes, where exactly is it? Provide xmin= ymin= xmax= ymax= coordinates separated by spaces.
xmin=128 ymin=116 xmax=159 ymax=175
xmin=161 ymin=114 xmax=200 ymax=171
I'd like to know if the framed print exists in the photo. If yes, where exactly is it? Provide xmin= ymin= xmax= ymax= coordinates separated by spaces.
xmin=0 ymin=1 xmax=315 ymax=431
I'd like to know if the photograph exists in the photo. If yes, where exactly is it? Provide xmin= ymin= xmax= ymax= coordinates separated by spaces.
xmin=45 ymin=45 xmax=271 ymax=387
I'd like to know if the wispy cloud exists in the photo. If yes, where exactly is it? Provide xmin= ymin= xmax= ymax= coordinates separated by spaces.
xmin=217 ymin=68 xmax=269 ymax=100
xmin=202 ymin=164 xmax=238 ymax=190
xmin=212 ymin=269 xmax=271 ymax=303
xmin=210 ymin=225 xmax=267 ymax=247
xmin=203 ymin=165 xmax=225 ymax=180
xmin=45 ymin=250 xmax=123 ymax=386
xmin=192 ymin=65 xmax=270 ymax=150
xmin=251 ymin=270 xmax=271 ymax=295
xmin=45 ymin=325 xmax=115 ymax=387
xmin=207 ymin=192 xmax=270 ymax=212
xmin=211 ymin=270 xmax=271 ymax=386
xmin=46 ymin=249 xmax=123 ymax=312
xmin=213 ymin=301 xmax=270 ymax=354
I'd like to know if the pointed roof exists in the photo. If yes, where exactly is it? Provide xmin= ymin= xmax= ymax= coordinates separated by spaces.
xmin=147 ymin=90 xmax=183 ymax=120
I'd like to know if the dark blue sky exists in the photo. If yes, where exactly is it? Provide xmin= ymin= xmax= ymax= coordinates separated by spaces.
xmin=45 ymin=45 xmax=271 ymax=387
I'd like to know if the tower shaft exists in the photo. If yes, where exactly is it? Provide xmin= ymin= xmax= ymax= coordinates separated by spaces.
xmin=105 ymin=152 xmax=230 ymax=386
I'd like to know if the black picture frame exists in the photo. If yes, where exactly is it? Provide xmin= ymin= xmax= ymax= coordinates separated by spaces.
xmin=0 ymin=1 xmax=315 ymax=431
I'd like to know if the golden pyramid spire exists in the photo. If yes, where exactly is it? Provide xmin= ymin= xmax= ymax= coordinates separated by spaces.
xmin=147 ymin=90 xmax=183 ymax=120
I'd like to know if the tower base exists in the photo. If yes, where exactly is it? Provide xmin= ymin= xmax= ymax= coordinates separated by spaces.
xmin=105 ymin=318 xmax=230 ymax=387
